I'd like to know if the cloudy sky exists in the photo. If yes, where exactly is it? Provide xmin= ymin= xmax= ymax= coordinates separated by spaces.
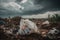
xmin=0 ymin=0 xmax=60 ymax=18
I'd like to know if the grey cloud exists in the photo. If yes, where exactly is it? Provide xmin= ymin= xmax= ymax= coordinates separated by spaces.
xmin=0 ymin=0 xmax=60 ymax=18
xmin=0 ymin=0 xmax=16 ymax=2
xmin=34 ymin=0 xmax=60 ymax=10
xmin=15 ymin=0 xmax=22 ymax=2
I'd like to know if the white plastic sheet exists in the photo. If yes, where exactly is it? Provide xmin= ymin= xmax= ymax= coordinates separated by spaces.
xmin=18 ymin=19 xmax=38 ymax=35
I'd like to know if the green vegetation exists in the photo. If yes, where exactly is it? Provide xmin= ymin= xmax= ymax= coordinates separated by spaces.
xmin=50 ymin=14 xmax=60 ymax=22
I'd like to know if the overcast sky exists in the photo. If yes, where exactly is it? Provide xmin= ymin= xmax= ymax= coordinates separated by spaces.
xmin=0 ymin=0 xmax=60 ymax=18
